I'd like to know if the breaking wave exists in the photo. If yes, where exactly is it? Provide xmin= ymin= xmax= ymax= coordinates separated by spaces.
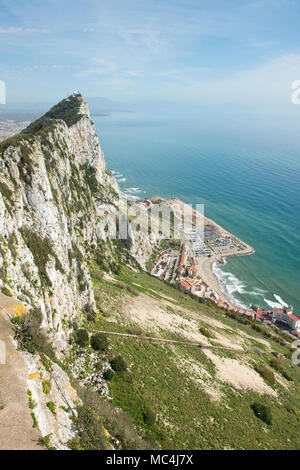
xmin=264 ymin=294 xmax=290 ymax=310
xmin=213 ymin=263 xmax=270 ymax=311
xmin=212 ymin=263 xmax=249 ymax=310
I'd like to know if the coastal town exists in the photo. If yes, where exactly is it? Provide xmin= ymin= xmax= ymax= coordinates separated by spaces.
xmin=0 ymin=119 xmax=31 ymax=141
xmin=150 ymin=225 xmax=300 ymax=338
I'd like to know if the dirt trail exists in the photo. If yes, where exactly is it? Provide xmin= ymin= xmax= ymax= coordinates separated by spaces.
xmin=0 ymin=294 xmax=40 ymax=450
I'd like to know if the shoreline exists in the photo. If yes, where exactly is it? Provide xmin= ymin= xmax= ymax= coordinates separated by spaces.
xmin=196 ymin=248 xmax=254 ymax=310
xmin=137 ymin=195 xmax=255 ymax=312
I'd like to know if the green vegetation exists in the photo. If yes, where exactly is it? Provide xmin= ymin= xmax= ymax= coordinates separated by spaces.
xmin=38 ymin=434 xmax=56 ymax=450
xmin=270 ymin=357 xmax=281 ymax=371
xmin=46 ymin=401 xmax=56 ymax=415
xmin=110 ymin=356 xmax=127 ymax=373
xmin=91 ymin=333 xmax=109 ymax=352
xmin=20 ymin=227 xmax=64 ymax=286
xmin=42 ymin=380 xmax=51 ymax=395
xmin=103 ymin=369 xmax=114 ymax=381
xmin=199 ymin=326 xmax=215 ymax=339
xmin=14 ymin=307 xmax=56 ymax=359
xmin=256 ymin=365 xmax=275 ymax=386
xmin=251 ymin=403 xmax=273 ymax=425
xmin=85 ymin=265 xmax=300 ymax=449
xmin=75 ymin=329 xmax=89 ymax=348
xmin=31 ymin=412 xmax=39 ymax=429
xmin=24 ymin=94 xmax=84 ymax=133
xmin=70 ymin=384 xmax=153 ymax=450
xmin=142 ymin=408 xmax=156 ymax=426
xmin=1 ymin=287 xmax=13 ymax=297
xmin=115 ymin=281 xmax=139 ymax=297
xmin=0 ymin=133 xmax=32 ymax=155
xmin=27 ymin=389 xmax=37 ymax=409
xmin=40 ymin=354 xmax=52 ymax=373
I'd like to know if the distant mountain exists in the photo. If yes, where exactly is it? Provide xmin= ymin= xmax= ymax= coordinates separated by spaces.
xmin=86 ymin=96 xmax=131 ymax=115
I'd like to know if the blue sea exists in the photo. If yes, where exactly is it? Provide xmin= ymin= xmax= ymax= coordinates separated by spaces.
xmin=92 ymin=108 xmax=300 ymax=315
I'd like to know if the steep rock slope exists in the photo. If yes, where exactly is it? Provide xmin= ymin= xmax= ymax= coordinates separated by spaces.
xmin=0 ymin=94 xmax=123 ymax=349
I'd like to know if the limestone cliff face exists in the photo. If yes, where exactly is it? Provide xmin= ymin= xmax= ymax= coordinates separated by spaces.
xmin=0 ymin=94 xmax=122 ymax=350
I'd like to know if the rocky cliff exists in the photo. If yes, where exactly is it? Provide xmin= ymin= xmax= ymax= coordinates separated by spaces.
xmin=0 ymin=94 xmax=133 ymax=350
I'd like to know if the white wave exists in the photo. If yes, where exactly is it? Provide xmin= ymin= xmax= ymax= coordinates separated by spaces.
xmin=254 ymin=288 xmax=268 ymax=294
xmin=246 ymin=290 xmax=265 ymax=296
xmin=263 ymin=298 xmax=282 ymax=310
xmin=118 ymin=178 xmax=126 ymax=183
xmin=274 ymin=295 xmax=289 ymax=308
xmin=212 ymin=263 xmax=249 ymax=310
xmin=124 ymin=187 xmax=142 ymax=193
xmin=264 ymin=294 xmax=290 ymax=310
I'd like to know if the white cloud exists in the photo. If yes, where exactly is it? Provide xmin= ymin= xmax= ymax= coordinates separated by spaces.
xmin=0 ymin=26 xmax=49 ymax=34
xmin=76 ymin=59 xmax=118 ymax=78
xmin=123 ymin=70 xmax=143 ymax=77
xmin=159 ymin=54 xmax=300 ymax=109
xmin=120 ymin=27 xmax=161 ymax=51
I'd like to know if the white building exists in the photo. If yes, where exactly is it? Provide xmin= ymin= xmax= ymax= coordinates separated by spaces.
xmin=272 ymin=306 xmax=300 ymax=334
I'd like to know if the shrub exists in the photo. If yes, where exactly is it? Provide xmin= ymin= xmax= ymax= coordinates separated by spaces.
xmin=103 ymin=369 xmax=114 ymax=381
xmin=90 ymin=270 xmax=104 ymax=282
xmin=40 ymin=354 xmax=52 ymax=372
xmin=72 ymin=384 xmax=153 ymax=450
xmin=257 ymin=365 xmax=275 ymax=385
xmin=42 ymin=379 xmax=51 ymax=395
xmin=27 ymin=389 xmax=37 ymax=409
xmin=70 ymin=405 xmax=107 ymax=451
xmin=14 ymin=307 xmax=56 ymax=359
xmin=142 ymin=408 xmax=156 ymax=426
xmin=1 ymin=287 xmax=13 ymax=297
xmin=94 ymin=290 xmax=102 ymax=306
xmin=270 ymin=357 xmax=281 ymax=371
xmin=31 ymin=412 xmax=39 ymax=429
xmin=199 ymin=326 xmax=215 ymax=339
xmin=127 ymin=326 xmax=143 ymax=336
xmin=251 ymin=403 xmax=273 ymax=425
xmin=38 ymin=434 xmax=56 ymax=450
xmin=75 ymin=329 xmax=89 ymax=347
xmin=46 ymin=401 xmax=56 ymax=415
xmin=91 ymin=333 xmax=109 ymax=352
xmin=281 ymin=370 xmax=292 ymax=382
xmin=115 ymin=281 xmax=139 ymax=297
xmin=95 ymin=361 xmax=103 ymax=372
xmin=110 ymin=356 xmax=127 ymax=372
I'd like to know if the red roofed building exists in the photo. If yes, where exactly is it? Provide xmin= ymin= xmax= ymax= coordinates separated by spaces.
xmin=272 ymin=306 xmax=300 ymax=333
xmin=255 ymin=309 xmax=273 ymax=323
xmin=188 ymin=265 xmax=197 ymax=277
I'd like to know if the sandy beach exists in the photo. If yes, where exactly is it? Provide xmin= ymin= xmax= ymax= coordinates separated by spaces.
xmin=196 ymin=244 xmax=254 ymax=306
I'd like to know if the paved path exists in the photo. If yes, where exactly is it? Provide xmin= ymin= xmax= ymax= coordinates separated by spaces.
xmin=0 ymin=294 xmax=40 ymax=450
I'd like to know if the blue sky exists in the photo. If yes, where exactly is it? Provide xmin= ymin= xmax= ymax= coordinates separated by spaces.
xmin=0 ymin=0 xmax=300 ymax=110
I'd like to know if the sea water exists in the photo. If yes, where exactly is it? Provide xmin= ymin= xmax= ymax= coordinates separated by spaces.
xmin=93 ymin=108 xmax=300 ymax=315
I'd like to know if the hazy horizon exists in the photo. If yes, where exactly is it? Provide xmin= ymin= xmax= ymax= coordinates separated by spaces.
xmin=0 ymin=0 xmax=300 ymax=117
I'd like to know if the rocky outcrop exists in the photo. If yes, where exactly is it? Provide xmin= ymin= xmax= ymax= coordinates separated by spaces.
xmin=0 ymin=93 xmax=172 ymax=352
xmin=0 ymin=94 xmax=122 ymax=350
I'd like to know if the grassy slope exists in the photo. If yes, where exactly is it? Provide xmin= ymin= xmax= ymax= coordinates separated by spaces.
xmin=84 ymin=267 xmax=300 ymax=450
